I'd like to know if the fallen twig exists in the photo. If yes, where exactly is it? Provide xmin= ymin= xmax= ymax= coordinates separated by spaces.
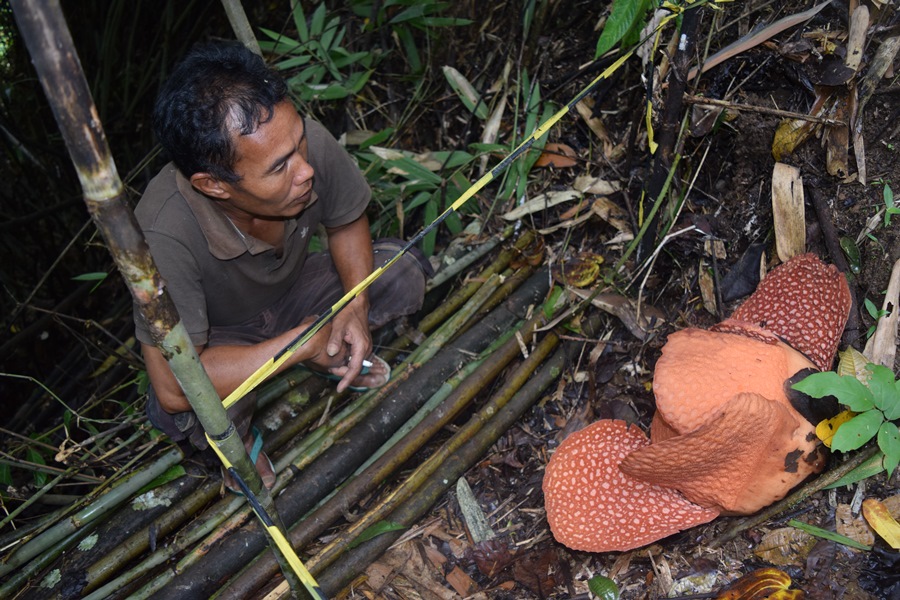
xmin=708 ymin=444 xmax=881 ymax=548
xmin=684 ymin=95 xmax=846 ymax=125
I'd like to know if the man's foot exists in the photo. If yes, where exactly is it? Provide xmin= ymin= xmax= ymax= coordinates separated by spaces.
xmin=222 ymin=426 xmax=276 ymax=495
xmin=314 ymin=354 xmax=392 ymax=392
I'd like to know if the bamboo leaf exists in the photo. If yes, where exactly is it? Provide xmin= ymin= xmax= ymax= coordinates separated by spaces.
xmin=441 ymin=66 xmax=489 ymax=119
xmin=348 ymin=521 xmax=407 ymax=549
xmin=787 ymin=519 xmax=872 ymax=551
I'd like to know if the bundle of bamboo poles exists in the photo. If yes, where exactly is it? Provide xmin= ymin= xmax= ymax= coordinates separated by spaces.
xmin=1 ymin=229 xmax=592 ymax=599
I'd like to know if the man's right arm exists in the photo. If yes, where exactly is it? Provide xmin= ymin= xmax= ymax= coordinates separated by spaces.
xmin=142 ymin=319 xmax=345 ymax=413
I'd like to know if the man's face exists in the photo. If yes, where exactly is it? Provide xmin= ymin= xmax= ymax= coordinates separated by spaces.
xmin=217 ymin=100 xmax=316 ymax=219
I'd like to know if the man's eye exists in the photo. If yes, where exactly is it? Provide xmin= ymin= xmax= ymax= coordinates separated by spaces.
xmin=274 ymin=162 xmax=287 ymax=172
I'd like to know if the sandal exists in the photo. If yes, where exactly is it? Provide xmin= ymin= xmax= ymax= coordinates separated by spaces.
xmin=313 ymin=354 xmax=392 ymax=392
xmin=222 ymin=426 xmax=276 ymax=495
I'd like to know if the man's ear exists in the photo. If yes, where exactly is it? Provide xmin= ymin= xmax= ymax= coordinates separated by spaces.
xmin=190 ymin=173 xmax=231 ymax=199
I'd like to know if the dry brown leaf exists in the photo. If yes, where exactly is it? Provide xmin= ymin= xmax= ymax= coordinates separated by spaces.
xmin=771 ymin=90 xmax=832 ymax=161
xmin=825 ymin=95 xmax=850 ymax=178
xmin=863 ymin=257 xmax=900 ymax=368
xmin=699 ymin=262 xmax=717 ymax=315
xmin=534 ymin=142 xmax=577 ymax=168
xmin=573 ymin=174 xmax=621 ymax=195
xmin=500 ymin=190 xmax=581 ymax=221
xmin=835 ymin=503 xmax=876 ymax=549
xmin=445 ymin=566 xmax=478 ymax=597
xmin=754 ymin=527 xmax=817 ymax=565
xmin=863 ymin=498 xmax=900 ymax=549
xmin=884 ymin=494 xmax=900 ymax=517
xmin=771 ymin=163 xmax=806 ymax=262
xmin=568 ymin=287 xmax=665 ymax=340
xmin=551 ymin=251 xmax=604 ymax=288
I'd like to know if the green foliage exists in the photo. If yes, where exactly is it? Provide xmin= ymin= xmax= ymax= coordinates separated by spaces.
xmin=25 ymin=447 xmax=48 ymax=487
xmin=588 ymin=575 xmax=620 ymax=600
xmin=792 ymin=363 xmax=900 ymax=477
xmin=259 ymin=3 xmax=376 ymax=102
xmin=350 ymin=0 xmax=472 ymax=74
xmin=595 ymin=0 xmax=654 ymax=58
xmin=788 ymin=519 xmax=872 ymax=551
xmin=864 ymin=297 xmax=890 ymax=339
xmin=348 ymin=520 xmax=407 ymax=548
xmin=882 ymin=181 xmax=899 ymax=226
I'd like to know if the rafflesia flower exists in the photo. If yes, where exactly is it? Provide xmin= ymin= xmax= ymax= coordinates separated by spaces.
xmin=544 ymin=254 xmax=852 ymax=552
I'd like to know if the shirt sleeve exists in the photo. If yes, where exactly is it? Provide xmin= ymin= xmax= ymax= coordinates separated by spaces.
xmin=305 ymin=119 xmax=371 ymax=228
xmin=133 ymin=231 xmax=209 ymax=347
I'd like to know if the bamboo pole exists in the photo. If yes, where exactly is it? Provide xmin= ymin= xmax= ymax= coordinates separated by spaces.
xmin=86 ymin=264 xmax=531 ymax=598
xmin=215 ymin=309 xmax=537 ymax=598
xmin=220 ymin=0 xmax=262 ymax=56
xmin=309 ymin=324 xmax=562 ymax=576
xmin=7 ymin=0 xmax=302 ymax=594
xmin=79 ymin=477 xmax=222 ymax=596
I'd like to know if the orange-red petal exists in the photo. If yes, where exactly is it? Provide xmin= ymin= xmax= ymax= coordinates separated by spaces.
xmin=543 ymin=420 xmax=719 ymax=552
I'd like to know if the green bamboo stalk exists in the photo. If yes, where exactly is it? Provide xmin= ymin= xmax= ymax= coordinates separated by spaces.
xmin=80 ymin=491 xmax=250 ymax=600
xmin=137 ymin=276 xmax=499 ymax=598
xmin=219 ymin=0 xmax=262 ymax=56
xmin=0 ymin=447 xmax=182 ymax=578
xmin=125 ymin=274 xmax=509 ymax=597
xmin=380 ymin=230 xmax=535 ymax=364
xmin=215 ymin=304 xmax=553 ymax=599
xmin=151 ymin=269 xmax=549 ymax=597
xmin=277 ymin=272 xmax=505 ymax=473
xmin=80 ymin=477 xmax=222 ymax=597
xmin=8 ymin=0 xmax=300 ymax=593
xmin=425 ymin=227 xmax=509 ymax=291
xmin=0 ymin=528 xmax=88 ymax=598
xmin=315 ymin=336 xmax=568 ymax=595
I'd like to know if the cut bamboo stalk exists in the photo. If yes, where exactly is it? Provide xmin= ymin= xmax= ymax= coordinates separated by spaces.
xmin=0 ymin=447 xmax=182 ymax=578
xmin=78 ymin=477 xmax=221 ymax=596
xmin=308 ymin=324 xmax=562 ymax=577
xmin=147 ymin=270 xmax=550 ymax=598
xmin=426 ymin=228 xmax=508 ymax=291
xmin=130 ymin=276 xmax=506 ymax=597
xmin=215 ymin=307 xmax=549 ymax=598
xmin=315 ymin=337 xmax=568 ymax=596
xmin=384 ymin=229 xmax=537 ymax=361
xmin=0 ymin=527 xmax=88 ymax=598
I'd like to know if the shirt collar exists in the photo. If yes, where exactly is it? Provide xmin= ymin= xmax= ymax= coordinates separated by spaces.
xmin=174 ymin=169 xmax=302 ymax=260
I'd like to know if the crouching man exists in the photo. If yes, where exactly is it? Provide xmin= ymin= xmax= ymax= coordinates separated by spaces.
xmin=133 ymin=40 xmax=430 ymax=492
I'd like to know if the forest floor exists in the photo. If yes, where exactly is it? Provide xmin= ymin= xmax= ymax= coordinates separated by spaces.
xmin=339 ymin=2 xmax=900 ymax=599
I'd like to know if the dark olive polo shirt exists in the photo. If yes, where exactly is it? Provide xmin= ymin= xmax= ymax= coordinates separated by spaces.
xmin=133 ymin=118 xmax=370 ymax=346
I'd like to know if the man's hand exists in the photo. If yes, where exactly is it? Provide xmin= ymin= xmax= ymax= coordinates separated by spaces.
xmin=325 ymin=296 xmax=373 ymax=392
xmin=325 ymin=213 xmax=376 ymax=393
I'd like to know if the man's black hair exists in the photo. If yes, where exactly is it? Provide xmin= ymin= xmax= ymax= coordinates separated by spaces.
xmin=152 ymin=40 xmax=289 ymax=183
